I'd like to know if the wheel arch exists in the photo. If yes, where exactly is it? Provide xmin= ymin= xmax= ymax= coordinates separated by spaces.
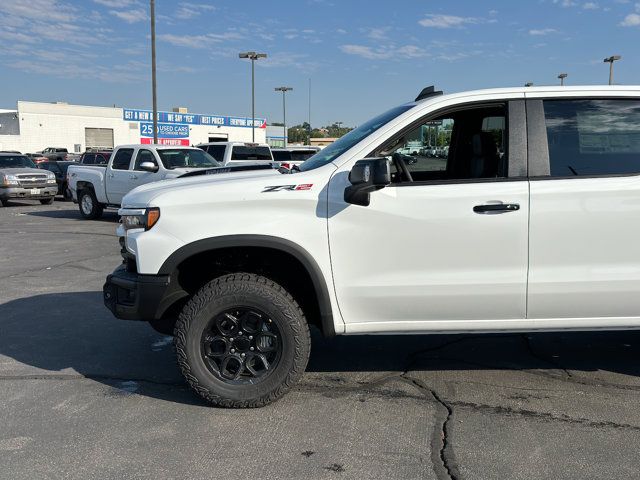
xmin=159 ymin=235 xmax=336 ymax=337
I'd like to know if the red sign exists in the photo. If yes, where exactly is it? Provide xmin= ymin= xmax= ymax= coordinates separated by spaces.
xmin=140 ymin=138 xmax=190 ymax=146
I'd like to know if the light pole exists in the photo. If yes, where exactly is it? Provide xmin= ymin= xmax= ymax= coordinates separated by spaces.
xmin=558 ymin=73 xmax=567 ymax=86
xmin=604 ymin=55 xmax=621 ymax=85
xmin=150 ymin=0 xmax=158 ymax=143
xmin=274 ymin=87 xmax=292 ymax=147
xmin=239 ymin=51 xmax=267 ymax=142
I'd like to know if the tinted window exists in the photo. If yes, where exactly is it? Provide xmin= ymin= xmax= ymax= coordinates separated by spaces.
xmin=82 ymin=154 xmax=96 ymax=165
xmin=0 ymin=156 xmax=36 ymax=168
xmin=111 ymin=149 xmax=134 ymax=170
xmin=133 ymin=149 xmax=157 ymax=170
xmin=95 ymin=153 xmax=110 ymax=165
xmin=289 ymin=151 xmax=318 ymax=161
xmin=272 ymin=150 xmax=291 ymax=161
xmin=231 ymin=146 xmax=273 ymax=161
xmin=544 ymin=99 xmax=640 ymax=177
xmin=206 ymin=145 xmax=226 ymax=162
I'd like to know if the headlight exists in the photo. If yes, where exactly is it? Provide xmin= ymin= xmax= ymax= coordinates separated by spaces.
xmin=46 ymin=174 xmax=56 ymax=184
xmin=119 ymin=207 xmax=160 ymax=231
xmin=1 ymin=174 xmax=19 ymax=186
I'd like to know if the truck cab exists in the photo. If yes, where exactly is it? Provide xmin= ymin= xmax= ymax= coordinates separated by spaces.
xmin=197 ymin=142 xmax=276 ymax=167
xmin=103 ymin=85 xmax=640 ymax=408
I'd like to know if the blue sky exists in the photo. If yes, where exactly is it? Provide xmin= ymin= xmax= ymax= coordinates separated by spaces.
xmin=0 ymin=0 xmax=638 ymax=127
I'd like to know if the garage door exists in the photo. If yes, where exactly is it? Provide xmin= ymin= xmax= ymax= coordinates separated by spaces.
xmin=85 ymin=128 xmax=114 ymax=149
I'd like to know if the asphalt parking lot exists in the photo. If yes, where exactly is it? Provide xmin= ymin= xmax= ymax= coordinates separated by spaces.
xmin=2 ymin=200 xmax=640 ymax=480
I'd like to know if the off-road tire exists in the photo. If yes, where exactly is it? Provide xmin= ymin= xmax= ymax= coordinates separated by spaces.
xmin=175 ymin=273 xmax=311 ymax=408
xmin=78 ymin=189 xmax=103 ymax=220
xmin=1 ymin=199 xmax=8 ymax=207
xmin=40 ymin=198 xmax=54 ymax=205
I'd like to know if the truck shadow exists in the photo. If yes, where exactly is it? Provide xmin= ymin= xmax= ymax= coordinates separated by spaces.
xmin=2 ymin=292 xmax=640 ymax=406
xmin=26 ymin=209 xmax=119 ymax=222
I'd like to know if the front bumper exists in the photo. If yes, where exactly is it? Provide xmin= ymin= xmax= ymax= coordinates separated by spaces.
xmin=103 ymin=264 xmax=173 ymax=321
xmin=0 ymin=185 xmax=58 ymax=200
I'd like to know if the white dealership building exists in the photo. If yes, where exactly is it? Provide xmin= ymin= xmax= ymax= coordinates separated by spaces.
xmin=0 ymin=101 xmax=267 ymax=154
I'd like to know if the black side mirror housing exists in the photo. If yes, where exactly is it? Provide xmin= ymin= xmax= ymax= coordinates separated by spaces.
xmin=344 ymin=158 xmax=391 ymax=206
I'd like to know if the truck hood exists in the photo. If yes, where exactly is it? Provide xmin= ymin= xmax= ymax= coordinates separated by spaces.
xmin=0 ymin=167 xmax=49 ymax=175
xmin=122 ymin=167 xmax=284 ymax=207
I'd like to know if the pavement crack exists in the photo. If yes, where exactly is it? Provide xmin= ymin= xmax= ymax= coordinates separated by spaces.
xmin=450 ymin=399 xmax=640 ymax=431
xmin=401 ymin=377 xmax=461 ymax=480
xmin=7 ymin=252 xmax=117 ymax=278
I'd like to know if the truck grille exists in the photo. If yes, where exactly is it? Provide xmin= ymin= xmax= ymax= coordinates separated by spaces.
xmin=16 ymin=174 xmax=49 ymax=188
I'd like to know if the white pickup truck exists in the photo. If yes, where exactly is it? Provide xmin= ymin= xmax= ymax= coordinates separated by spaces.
xmin=197 ymin=142 xmax=277 ymax=167
xmin=68 ymin=144 xmax=220 ymax=219
xmin=104 ymin=85 xmax=640 ymax=408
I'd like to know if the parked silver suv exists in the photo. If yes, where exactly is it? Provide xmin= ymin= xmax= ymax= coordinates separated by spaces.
xmin=0 ymin=153 xmax=58 ymax=206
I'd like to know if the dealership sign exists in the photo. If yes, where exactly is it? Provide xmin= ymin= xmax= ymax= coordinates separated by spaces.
xmin=140 ymin=122 xmax=189 ymax=138
xmin=123 ymin=108 xmax=267 ymax=129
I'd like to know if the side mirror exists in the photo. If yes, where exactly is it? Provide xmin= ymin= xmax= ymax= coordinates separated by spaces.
xmin=139 ymin=161 xmax=159 ymax=172
xmin=344 ymin=158 xmax=391 ymax=206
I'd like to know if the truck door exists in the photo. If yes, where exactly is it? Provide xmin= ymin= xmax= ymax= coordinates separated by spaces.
xmin=526 ymin=97 xmax=640 ymax=321
xmin=327 ymin=100 xmax=530 ymax=331
xmin=106 ymin=147 xmax=135 ymax=204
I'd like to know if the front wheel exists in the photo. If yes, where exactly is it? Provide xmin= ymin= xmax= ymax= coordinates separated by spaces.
xmin=78 ymin=189 xmax=103 ymax=219
xmin=175 ymin=273 xmax=311 ymax=408
xmin=40 ymin=198 xmax=54 ymax=205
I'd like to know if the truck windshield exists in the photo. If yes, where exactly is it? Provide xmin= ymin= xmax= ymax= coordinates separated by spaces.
xmin=157 ymin=149 xmax=220 ymax=169
xmin=0 ymin=156 xmax=36 ymax=168
xmin=231 ymin=146 xmax=273 ymax=161
xmin=298 ymin=104 xmax=414 ymax=172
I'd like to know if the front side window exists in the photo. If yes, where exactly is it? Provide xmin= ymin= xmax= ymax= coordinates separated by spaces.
xmin=544 ymin=99 xmax=640 ymax=177
xmin=373 ymin=104 xmax=508 ymax=183
xmin=111 ymin=149 xmax=134 ymax=170
xmin=206 ymin=145 xmax=226 ymax=162
xmin=133 ymin=149 xmax=157 ymax=171
xmin=82 ymin=154 xmax=96 ymax=165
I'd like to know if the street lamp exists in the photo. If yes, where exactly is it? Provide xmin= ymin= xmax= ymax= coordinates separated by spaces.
xmin=604 ymin=55 xmax=621 ymax=85
xmin=239 ymin=51 xmax=267 ymax=142
xmin=274 ymin=87 xmax=293 ymax=147
xmin=558 ymin=73 xmax=567 ymax=86
xmin=150 ymin=0 xmax=158 ymax=143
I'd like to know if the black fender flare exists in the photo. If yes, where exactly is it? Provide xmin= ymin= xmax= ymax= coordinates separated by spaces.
xmin=158 ymin=235 xmax=336 ymax=336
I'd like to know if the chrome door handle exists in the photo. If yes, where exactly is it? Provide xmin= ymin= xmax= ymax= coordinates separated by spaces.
xmin=130 ymin=174 xmax=138 ymax=179
xmin=473 ymin=203 xmax=520 ymax=214
xmin=108 ymin=173 xmax=114 ymax=178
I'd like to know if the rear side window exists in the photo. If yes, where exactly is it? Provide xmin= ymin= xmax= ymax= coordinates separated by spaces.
xmin=111 ymin=149 xmax=134 ymax=170
xmin=272 ymin=150 xmax=291 ymax=161
xmin=206 ymin=145 xmax=226 ymax=162
xmin=543 ymin=99 xmax=640 ymax=177
xmin=82 ymin=154 xmax=96 ymax=164
xmin=231 ymin=146 xmax=272 ymax=161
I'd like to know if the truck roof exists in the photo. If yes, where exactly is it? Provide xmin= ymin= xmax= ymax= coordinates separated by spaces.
xmin=196 ymin=142 xmax=270 ymax=148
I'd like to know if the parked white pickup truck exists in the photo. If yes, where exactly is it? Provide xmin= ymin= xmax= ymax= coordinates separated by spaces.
xmin=197 ymin=142 xmax=277 ymax=167
xmin=104 ymin=85 xmax=640 ymax=408
xmin=68 ymin=144 xmax=220 ymax=219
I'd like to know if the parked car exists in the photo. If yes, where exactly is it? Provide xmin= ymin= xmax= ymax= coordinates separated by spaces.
xmin=104 ymin=84 xmax=640 ymax=407
xmin=68 ymin=144 xmax=221 ymax=219
xmin=39 ymin=147 xmax=71 ymax=161
xmin=79 ymin=150 xmax=111 ymax=166
xmin=271 ymin=146 xmax=321 ymax=169
xmin=0 ymin=150 xmax=22 ymax=154
xmin=197 ymin=142 xmax=276 ymax=166
xmin=0 ymin=153 xmax=57 ymax=206
xmin=25 ymin=153 xmax=49 ymax=163
xmin=36 ymin=160 xmax=76 ymax=200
